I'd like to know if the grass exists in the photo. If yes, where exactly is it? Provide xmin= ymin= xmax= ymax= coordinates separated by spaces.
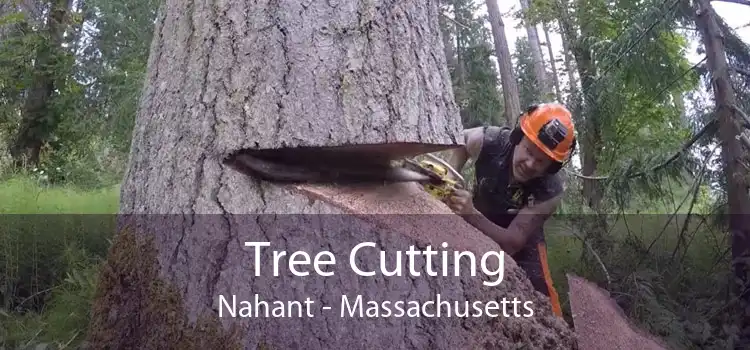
xmin=0 ymin=176 xmax=119 ymax=349
xmin=0 ymin=176 xmax=120 ymax=214
xmin=0 ymin=175 xmax=735 ymax=350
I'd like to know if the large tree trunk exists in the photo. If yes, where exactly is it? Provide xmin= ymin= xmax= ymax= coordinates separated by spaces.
xmin=117 ymin=0 xmax=469 ymax=214
xmin=86 ymin=1 xmax=577 ymax=348
xmin=485 ymin=0 xmax=521 ymax=125
xmin=694 ymin=1 xmax=750 ymax=347
xmin=519 ymin=0 xmax=550 ymax=101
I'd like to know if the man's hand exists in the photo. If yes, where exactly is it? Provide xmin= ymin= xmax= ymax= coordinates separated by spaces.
xmin=446 ymin=188 xmax=477 ymax=215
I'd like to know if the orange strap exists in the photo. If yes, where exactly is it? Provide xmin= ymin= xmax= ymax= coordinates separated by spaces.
xmin=537 ymin=242 xmax=563 ymax=318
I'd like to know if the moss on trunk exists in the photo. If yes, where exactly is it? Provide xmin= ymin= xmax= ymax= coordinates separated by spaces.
xmin=86 ymin=228 xmax=243 ymax=349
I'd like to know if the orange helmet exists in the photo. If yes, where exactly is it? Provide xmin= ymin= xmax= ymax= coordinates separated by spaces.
xmin=518 ymin=103 xmax=576 ymax=163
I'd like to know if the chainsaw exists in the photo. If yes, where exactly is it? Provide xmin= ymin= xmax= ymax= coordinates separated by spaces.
xmin=223 ymin=147 xmax=466 ymax=203
xmin=399 ymin=154 xmax=465 ymax=202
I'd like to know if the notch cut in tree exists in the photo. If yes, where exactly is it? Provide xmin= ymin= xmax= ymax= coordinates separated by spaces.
xmin=87 ymin=0 xmax=578 ymax=348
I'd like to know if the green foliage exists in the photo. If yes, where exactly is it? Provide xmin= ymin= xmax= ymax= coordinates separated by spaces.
xmin=515 ymin=0 xmax=743 ymax=346
xmin=446 ymin=0 xmax=504 ymax=127
xmin=455 ymin=44 xmax=504 ymax=127
xmin=0 ymin=15 xmax=39 ymax=133
xmin=549 ymin=0 xmax=702 ymax=214
xmin=83 ymin=0 xmax=160 ymax=154
xmin=1 ymin=244 xmax=101 ymax=349
xmin=0 ymin=0 xmax=158 ymax=188
xmin=545 ymin=210 xmax=737 ymax=349
xmin=0 ymin=177 xmax=117 ymax=349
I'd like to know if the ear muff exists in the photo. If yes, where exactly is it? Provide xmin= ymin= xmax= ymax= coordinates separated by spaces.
xmin=509 ymin=104 xmax=540 ymax=145
xmin=509 ymin=126 xmax=523 ymax=145
xmin=546 ymin=135 xmax=576 ymax=174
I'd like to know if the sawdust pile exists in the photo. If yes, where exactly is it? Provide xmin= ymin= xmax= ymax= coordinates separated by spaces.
xmin=567 ymin=274 xmax=670 ymax=350
xmin=291 ymin=182 xmax=578 ymax=349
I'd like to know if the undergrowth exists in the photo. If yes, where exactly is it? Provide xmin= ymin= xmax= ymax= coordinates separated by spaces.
xmin=545 ymin=213 xmax=735 ymax=350
xmin=0 ymin=176 xmax=118 ymax=349
xmin=0 ymin=175 xmax=736 ymax=350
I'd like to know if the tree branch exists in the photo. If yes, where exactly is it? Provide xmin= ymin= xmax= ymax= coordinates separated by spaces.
xmin=739 ymin=133 xmax=750 ymax=150
xmin=439 ymin=12 xmax=471 ymax=30
xmin=712 ymin=0 xmax=750 ymax=6
xmin=565 ymin=119 xmax=718 ymax=180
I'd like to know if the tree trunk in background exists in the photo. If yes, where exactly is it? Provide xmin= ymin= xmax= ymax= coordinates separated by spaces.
xmin=85 ymin=0 xmax=577 ymax=348
xmin=453 ymin=0 xmax=466 ymax=86
xmin=439 ymin=1 xmax=456 ymax=74
xmin=554 ymin=0 xmax=610 ymax=271
xmin=559 ymin=24 xmax=578 ymax=105
xmin=542 ymin=23 xmax=563 ymax=102
xmin=673 ymin=92 xmax=688 ymax=126
xmin=10 ymin=0 xmax=72 ymax=167
xmin=519 ymin=0 xmax=550 ymax=102
xmin=555 ymin=1 xmax=601 ymax=212
xmin=694 ymin=1 xmax=750 ymax=347
xmin=485 ymin=0 xmax=521 ymax=125
xmin=571 ymin=41 xmax=605 ymax=228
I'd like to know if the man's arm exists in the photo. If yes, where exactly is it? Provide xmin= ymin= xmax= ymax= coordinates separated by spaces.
xmin=446 ymin=127 xmax=484 ymax=174
xmin=457 ymin=173 xmax=565 ymax=255
xmin=461 ymin=194 xmax=562 ymax=255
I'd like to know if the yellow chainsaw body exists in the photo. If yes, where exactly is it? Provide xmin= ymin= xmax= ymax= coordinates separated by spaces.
xmin=415 ymin=159 xmax=460 ymax=202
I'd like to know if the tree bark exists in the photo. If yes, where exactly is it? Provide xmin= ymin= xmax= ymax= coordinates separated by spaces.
xmin=519 ymin=0 xmax=551 ymax=101
xmin=694 ymin=0 xmax=750 ymax=347
xmin=86 ymin=1 xmax=577 ymax=348
xmin=118 ymin=0 xmax=469 ymax=214
xmin=485 ymin=0 xmax=521 ymax=125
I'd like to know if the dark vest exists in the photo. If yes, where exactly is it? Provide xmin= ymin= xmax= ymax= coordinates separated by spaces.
xmin=471 ymin=126 xmax=562 ymax=253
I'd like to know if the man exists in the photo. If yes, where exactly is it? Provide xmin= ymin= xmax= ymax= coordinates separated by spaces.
xmin=444 ymin=103 xmax=577 ymax=318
